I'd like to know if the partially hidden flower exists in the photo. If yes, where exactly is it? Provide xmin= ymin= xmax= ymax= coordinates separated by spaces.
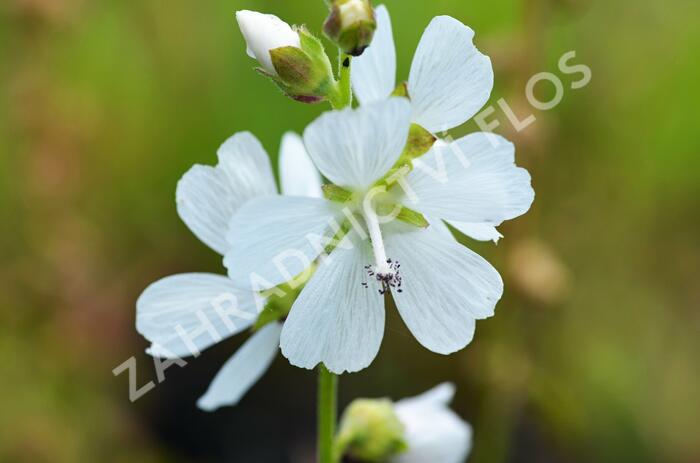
xmin=224 ymin=98 xmax=534 ymax=374
xmin=352 ymin=5 xmax=505 ymax=243
xmin=336 ymin=383 xmax=472 ymax=463
xmin=323 ymin=0 xmax=377 ymax=56
xmin=392 ymin=383 xmax=472 ymax=463
xmin=136 ymin=131 xmax=322 ymax=411
xmin=236 ymin=10 xmax=336 ymax=103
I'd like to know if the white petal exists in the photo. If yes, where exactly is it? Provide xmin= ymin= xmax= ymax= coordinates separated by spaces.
xmin=351 ymin=5 xmax=397 ymax=105
xmin=303 ymin=98 xmax=412 ymax=190
xmin=137 ymin=274 xmax=259 ymax=358
xmin=384 ymin=223 xmax=503 ymax=354
xmin=197 ymin=322 xmax=281 ymax=411
xmin=406 ymin=133 xmax=534 ymax=224
xmin=426 ymin=216 xmax=454 ymax=240
xmin=177 ymin=132 xmax=277 ymax=255
xmin=280 ymin=233 xmax=385 ymax=374
xmin=235 ymin=10 xmax=301 ymax=75
xmin=279 ymin=132 xmax=323 ymax=198
xmin=408 ymin=16 xmax=493 ymax=133
xmin=225 ymin=196 xmax=342 ymax=289
xmin=397 ymin=382 xmax=456 ymax=409
xmin=449 ymin=221 xmax=503 ymax=243
xmin=393 ymin=383 xmax=472 ymax=463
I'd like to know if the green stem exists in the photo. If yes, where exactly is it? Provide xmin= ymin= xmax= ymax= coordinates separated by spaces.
xmin=329 ymin=52 xmax=353 ymax=109
xmin=318 ymin=364 xmax=338 ymax=463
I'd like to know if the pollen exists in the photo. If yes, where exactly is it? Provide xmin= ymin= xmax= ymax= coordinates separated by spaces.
xmin=362 ymin=259 xmax=402 ymax=295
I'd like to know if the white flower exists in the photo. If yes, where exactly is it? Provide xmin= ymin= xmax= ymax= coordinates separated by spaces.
xmin=224 ymin=98 xmax=534 ymax=374
xmin=136 ymin=131 xmax=322 ymax=411
xmin=235 ymin=10 xmax=301 ymax=75
xmin=352 ymin=5 xmax=504 ymax=244
xmin=392 ymin=383 xmax=472 ymax=463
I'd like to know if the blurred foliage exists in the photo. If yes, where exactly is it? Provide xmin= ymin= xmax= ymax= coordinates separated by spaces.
xmin=1 ymin=0 xmax=699 ymax=462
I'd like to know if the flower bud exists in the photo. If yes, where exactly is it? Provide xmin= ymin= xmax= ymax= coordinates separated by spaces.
xmin=236 ymin=11 xmax=336 ymax=103
xmin=323 ymin=0 xmax=377 ymax=56
xmin=335 ymin=398 xmax=407 ymax=462
xmin=236 ymin=10 xmax=301 ymax=75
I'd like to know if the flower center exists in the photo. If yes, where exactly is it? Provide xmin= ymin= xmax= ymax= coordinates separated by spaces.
xmin=363 ymin=260 xmax=402 ymax=295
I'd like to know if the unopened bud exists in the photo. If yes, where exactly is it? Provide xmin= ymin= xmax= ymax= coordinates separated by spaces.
xmin=236 ymin=10 xmax=300 ymax=75
xmin=335 ymin=398 xmax=407 ymax=462
xmin=236 ymin=11 xmax=336 ymax=103
xmin=323 ymin=0 xmax=377 ymax=56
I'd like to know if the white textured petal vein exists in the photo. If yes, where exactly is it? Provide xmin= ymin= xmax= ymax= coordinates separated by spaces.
xmin=280 ymin=232 xmax=385 ymax=374
xmin=408 ymin=15 xmax=494 ymax=132
xmin=225 ymin=196 xmax=342 ymax=290
xmin=384 ymin=223 xmax=503 ymax=354
xmin=303 ymin=98 xmax=412 ymax=190
xmin=136 ymin=273 xmax=259 ymax=359
xmin=406 ymin=133 xmax=534 ymax=224
xmin=176 ymin=131 xmax=277 ymax=255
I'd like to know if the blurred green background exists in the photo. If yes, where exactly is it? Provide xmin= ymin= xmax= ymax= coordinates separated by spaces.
xmin=2 ymin=0 xmax=699 ymax=461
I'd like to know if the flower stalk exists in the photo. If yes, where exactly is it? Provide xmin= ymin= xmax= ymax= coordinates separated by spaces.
xmin=318 ymin=364 xmax=338 ymax=463
xmin=329 ymin=53 xmax=353 ymax=109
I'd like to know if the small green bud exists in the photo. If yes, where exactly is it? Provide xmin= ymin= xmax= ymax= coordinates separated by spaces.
xmin=335 ymin=398 xmax=408 ymax=462
xmin=324 ymin=0 xmax=377 ymax=56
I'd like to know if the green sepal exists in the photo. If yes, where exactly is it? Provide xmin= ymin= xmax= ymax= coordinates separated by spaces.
xmin=373 ymin=124 xmax=435 ymax=189
xmin=254 ymin=67 xmax=324 ymax=104
xmin=322 ymin=184 xmax=354 ymax=203
xmin=264 ymin=28 xmax=336 ymax=103
xmin=400 ymin=123 xmax=436 ymax=162
xmin=270 ymin=46 xmax=314 ymax=89
xmin=370 ymin=165 xmax=409 ymax=196
xmin=396 ymin=206 xmax=429 ymax=228
xmin=335 ymin=20 xmax=376 ymax=56
xmin=391 ymin=81 xmax=409 ymax=98
xmin=297 ymin=27 xmax=336 ymax=92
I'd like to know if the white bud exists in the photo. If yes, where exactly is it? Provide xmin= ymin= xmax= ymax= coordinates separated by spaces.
xmin=391 ymin=383 xmax=473 ymax=463
xmin=338 ymin=0 xmax=371 ymax=29
xmin=235 ymin=10 xmax=301 ymax=75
